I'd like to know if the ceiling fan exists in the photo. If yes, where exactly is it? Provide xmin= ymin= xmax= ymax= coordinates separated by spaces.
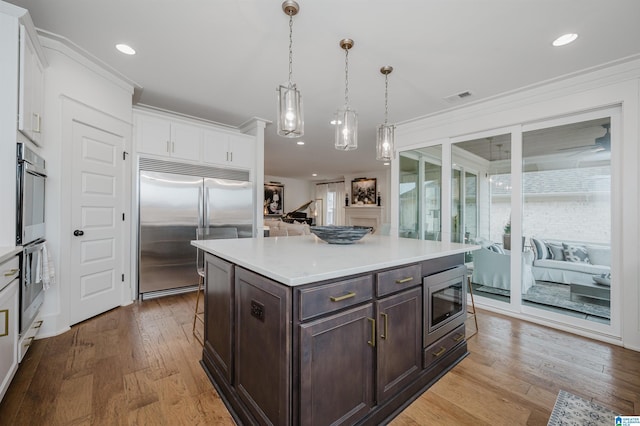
xmin=557 ymin=123 xmax=611 ymax=154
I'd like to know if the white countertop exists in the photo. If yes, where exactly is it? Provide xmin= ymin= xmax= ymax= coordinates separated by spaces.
xmin=192 ymin=234 xmax=477 ymax=286
xmin=0 ymin=246 xmax=22 ymax=264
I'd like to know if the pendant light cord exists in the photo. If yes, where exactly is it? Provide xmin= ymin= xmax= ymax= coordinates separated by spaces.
xmin=288 ymin=13 xmax=294 ymax=87
xmin=344 ymin=48 xmax=349 ymax=106
xmin=384 ymin=73 xmax=389 ymax=125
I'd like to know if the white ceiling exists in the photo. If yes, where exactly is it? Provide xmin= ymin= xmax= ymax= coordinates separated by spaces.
xmin=8 ymin=0 xmax=640 ymax=181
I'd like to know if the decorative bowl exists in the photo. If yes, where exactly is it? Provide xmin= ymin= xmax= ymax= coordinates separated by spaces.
xmin=309 ymin=226 xmax=372 ymax=244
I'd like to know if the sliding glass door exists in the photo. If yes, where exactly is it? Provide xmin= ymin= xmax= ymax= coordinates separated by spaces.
xmin=521 ymin=116 xmax=612 ymax=325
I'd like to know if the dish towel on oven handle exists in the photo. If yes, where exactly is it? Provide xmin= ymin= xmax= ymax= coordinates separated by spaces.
xmin=41 ymin=241 xmax=55 ymax=290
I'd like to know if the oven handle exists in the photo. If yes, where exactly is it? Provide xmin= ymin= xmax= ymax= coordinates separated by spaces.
xmin=23 ymin=161 xmax=47 ymax=178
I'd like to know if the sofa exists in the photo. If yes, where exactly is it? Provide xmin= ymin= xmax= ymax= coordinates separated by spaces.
xmin=264 ymin=219 xmax=311 ymax=236
xmin=471 ymin=245 xmax=535 ymax=294
xmin=530 ymin=238 xmax=610 ymax=286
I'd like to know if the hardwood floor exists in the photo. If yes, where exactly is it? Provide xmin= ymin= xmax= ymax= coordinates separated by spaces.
xmin=1 ymin=292 xmax=638 ymax=425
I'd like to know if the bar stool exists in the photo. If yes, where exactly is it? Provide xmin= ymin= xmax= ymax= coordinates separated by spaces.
xmin=193 ymin=227 xmax=238 ymax=346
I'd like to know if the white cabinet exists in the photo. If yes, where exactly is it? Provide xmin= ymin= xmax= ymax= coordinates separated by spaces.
xmin=136 ymin=113 xmax=202 ymax=161
xmin=0 ymin=256 xmax=19 ymax=402
xmin=18 ymin=24 xmax=44 ymax=146
xmin=203 ymin=130 xmax=254 ymax=170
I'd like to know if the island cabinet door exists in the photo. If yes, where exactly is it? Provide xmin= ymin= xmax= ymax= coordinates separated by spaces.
xmin=376 ymin=287 xmax=423 ymax=404
xmin=204 ymin=254 xmax=234 ymax=383
xmin=235 ymin=268 xmax=292 ymax=426
xmin=299 ymin=304 xmax=375 ymax=426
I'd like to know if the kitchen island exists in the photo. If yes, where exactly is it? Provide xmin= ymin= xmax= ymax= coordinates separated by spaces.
xmin=192 ymin=234 xmax=476 ymax=425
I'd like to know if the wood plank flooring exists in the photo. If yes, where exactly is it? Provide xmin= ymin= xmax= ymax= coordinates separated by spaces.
xmin=1 ymin=292 xmax=638 ymax=425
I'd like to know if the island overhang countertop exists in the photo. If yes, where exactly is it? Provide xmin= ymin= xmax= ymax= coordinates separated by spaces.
xmin=192 ymin=234 xmax=477 ymax=286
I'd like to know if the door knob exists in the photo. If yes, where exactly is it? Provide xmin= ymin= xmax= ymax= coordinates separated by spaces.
xmin=73 ymin=230 xmax=84 ymax=236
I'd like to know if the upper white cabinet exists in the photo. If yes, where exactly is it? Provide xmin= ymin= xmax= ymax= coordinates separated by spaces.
xmin=136 ymin=113 xmax=202 ymax=162
xmin=18 ymin=24 xmax=44 ymax=146
xmin=134 ymin=109 xmax=255 ymax=171
xmin=203 ymin=130 xmax=254 ymax=170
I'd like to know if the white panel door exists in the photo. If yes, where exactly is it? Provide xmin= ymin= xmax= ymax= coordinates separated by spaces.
xmin=70 ymin=121 xmax=124 ymax=325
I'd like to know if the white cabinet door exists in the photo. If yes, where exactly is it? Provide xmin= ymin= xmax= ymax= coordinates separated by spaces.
xmin=203 ymin=130 xmax=254 ymax=169
xmin=228 ymin=133 xmax=255 ymax=169
xmin=0 ymin=279 xmax=19 ymax=402
xmin=170 ymin=122 xmax=201 ymax=161
xmin=136 ymin=113 xmax=202 ymax=161
xmin=18 ymin=25 xmax=44 ymax=145
xmin=202 ymin=129 xmax=229 ymax=165
xmin=137 ymin=113 xmax=172 ymax=156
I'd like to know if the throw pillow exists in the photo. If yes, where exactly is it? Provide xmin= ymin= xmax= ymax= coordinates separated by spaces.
xmin=487 ymin=244 xmax=505 ymax=254
xmin=586 ymin=245 xmax=611 ymax=267
xmin=531 ymin=238 xmax=549 ymax=260
xmin=562 ymin=243 xmax=590 ymax=263
xmin=546 ymin=242 xmax=565 ymax=260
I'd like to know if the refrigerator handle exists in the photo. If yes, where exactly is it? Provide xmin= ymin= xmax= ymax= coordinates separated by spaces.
xmin=202 ymin=183 xmax=209 ymax=228
xmin=199 ymin=183 xmax=205 ymax=228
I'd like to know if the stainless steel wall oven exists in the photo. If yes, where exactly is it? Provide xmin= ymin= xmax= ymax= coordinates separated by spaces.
xmin=16 ymin=142 xmax=47 ymax=334
xmin=17 ymin=142 xmax=46 ymax=246
xmin=423 ymin=265 xmax=467 ymax=346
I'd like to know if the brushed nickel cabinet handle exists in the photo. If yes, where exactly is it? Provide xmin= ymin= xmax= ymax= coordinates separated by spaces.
xmin=330 ymin=292 xmax=356 ymax=302
xmin=367 ymin=317 xmax=376 ymax=347
xmin=0 ymin=309 xmax=8 ymax=337
xmin=453 ymin=333 xmax=465 ymax=342
xmin=166 ymin=141 xmax=170 ymax=152
xmin=4 ymin=268 xmax=18 ymax=277
xmin=33 ymin=113 xmax=41 ymax=133
xmin=432 ymin=346 xmax=447 ymax=357
xmin=395 ymin=277 xmax=413 ymax=284
xmin=380 ymin=312 xmax=388 ymax=339
xmin=230 ymin=152 xmax=233 ymax=162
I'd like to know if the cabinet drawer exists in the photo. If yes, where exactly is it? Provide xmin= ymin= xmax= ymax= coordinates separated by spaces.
xmin=423 ymin=324 xmax=465 ymax=369
xmin=18 ymin=317 xmax=43 ymax=362
xmin=376 ymin=264 xmax=421 ymax=297
xmin=299 ymin=275 xmax=373 ymax=321
xmin=1 ymin=256 xmax=20 ymax=291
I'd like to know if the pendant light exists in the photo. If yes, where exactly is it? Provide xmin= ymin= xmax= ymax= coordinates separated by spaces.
xmin=376 ymin=66 xmax=394 ymax=161
xmin=335 ymin=38 xmax=357 ymax=151
xmin=276 ymin=0 xmax=303 ymax=138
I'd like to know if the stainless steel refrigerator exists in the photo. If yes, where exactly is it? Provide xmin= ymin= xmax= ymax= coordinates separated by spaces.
xmin=138 ymin=158 xmax=253 ymax=298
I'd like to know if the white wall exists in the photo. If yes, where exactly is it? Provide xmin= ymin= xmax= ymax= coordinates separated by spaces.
xmin=394 ymin=58 xmax=640 ymax=350
xmin=37 ymin=35 xmax=134 ymax=337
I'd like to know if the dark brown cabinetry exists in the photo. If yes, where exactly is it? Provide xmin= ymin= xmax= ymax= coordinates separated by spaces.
xmin=204 ymin=254 xmax=234 ymax=383
xmin=201 ymin=253 xmax=467 ymax=426
xmin=299 ymin=304 xmax=374 ymax=425
xmin=376 ymin=287 xmax=422 ymax=403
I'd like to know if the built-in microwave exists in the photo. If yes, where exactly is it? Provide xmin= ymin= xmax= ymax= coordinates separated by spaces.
xmin=423 ymin=265 xmax=467 ymax=346
xmin=17 ymin=142 xmax=47 ymax=246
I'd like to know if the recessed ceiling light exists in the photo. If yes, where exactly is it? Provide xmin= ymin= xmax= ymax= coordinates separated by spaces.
xmin=312 ymin=173 xmax=317 ymax=177
xmin=116 ymin=43 xmax=136 ymax=55
xmin=330 ymin=119 xmax=342 ymax=125
xmin=383 ymin=162 xmax=390 ymax=166
xmin=297 ymin=141 xmax=305 ymax=145
xmin=552 ymin=33 xmax=578 ymax=47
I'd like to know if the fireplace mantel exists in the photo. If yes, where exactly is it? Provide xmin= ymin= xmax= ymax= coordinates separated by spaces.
xmin=344 ymin=206 xmax=382 ymax=232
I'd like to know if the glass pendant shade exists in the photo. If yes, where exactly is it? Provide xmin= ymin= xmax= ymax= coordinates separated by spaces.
xmin=277 ymin=83 xmax=304 ymax=137
xmin=334 ymin=106 xmax=358 ymax=150
xmin=376 ymin=123 xmax=395 ymax=161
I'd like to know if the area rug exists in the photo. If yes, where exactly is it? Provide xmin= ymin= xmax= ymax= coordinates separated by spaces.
xmin=547 ymin=390 xmax=618 ymax=426
xmin=476 ymin=282 xmax=611 ymax=319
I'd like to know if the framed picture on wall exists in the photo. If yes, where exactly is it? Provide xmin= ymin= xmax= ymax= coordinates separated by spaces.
xmin=351 ymin=178 xmax=377 ymax=205
xmin=264 ymin=183 xmax=284 ymax=215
